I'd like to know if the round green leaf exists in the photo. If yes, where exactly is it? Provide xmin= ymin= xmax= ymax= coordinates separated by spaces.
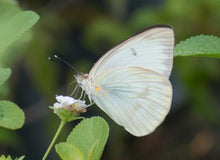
xmin=67 ymin=117 xmax=109 ymax=160
xmin=0 ymin=101 xmax=25 ymax=129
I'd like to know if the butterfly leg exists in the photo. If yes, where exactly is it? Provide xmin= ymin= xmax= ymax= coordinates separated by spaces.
xmin=70 ymin=84 xmax=80 ymax=97
xmin=86 ymin=103 xmax=94 ymax=108
xmin=79 ymin=89 xmax=85 ymax=100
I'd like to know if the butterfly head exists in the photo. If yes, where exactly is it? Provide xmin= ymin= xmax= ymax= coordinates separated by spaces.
xmin=74 ymin=73 xmax=89 ymax=88
xmin=74 ymin=73 xmax=95 ymax=103
xmin=74 ymin=73 xmax=88 ymax=83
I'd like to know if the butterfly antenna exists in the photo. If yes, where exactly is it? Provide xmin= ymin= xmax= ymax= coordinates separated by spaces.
xmin=49 ymin=55 xmax=79 ymax=74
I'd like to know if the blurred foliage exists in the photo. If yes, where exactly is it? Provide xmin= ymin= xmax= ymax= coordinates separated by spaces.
xmin=23 ymin=12 xmax=71 ymax=98
xmin=0 ymin=67 xmax=10 ymax=98
xmin=82 ymin=0 xmax=220 ymax=52
xmin=0 ymin=127 xmax=23 ymax=148
xmin=0 ymin=68 xmax=11 ymax=87
xmin=0 ymin=0 xmax=38 ymax=158
xmin=174 ymin=57 xmax=219 ymax=122
xmin=0 ymin=11 xmax=39 ymax=60
xmin=0 ymin=0 xmax=39 ymax=65
xmin=0 ymin=0 xmax=39 ymax=124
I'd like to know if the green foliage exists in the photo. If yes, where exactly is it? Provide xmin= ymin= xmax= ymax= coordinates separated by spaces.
xmin=67 ymin=117 xmax=109 ymax=160
xmin=82 ymin=0 xmax=220 ymax=53
xmin=82 ymin=18 xmax=130 ymax=53
xmin=0 ymin=0 xmax=39 ymax=65
xmin=23 ymin=14 xmax=62 ymax=97
xmin=0 ymin=68 xmax=25 ymax=129
xmin=0 ymin=155 xmax=25 ymax=160
xmin=56 ymin=142 xmax=84 ymax=160
xmin=0 ymin=127 xmax=23 ymax=147
xmin=0 ymin=10 xmax=39 ymax=58
xmin=0 ymin=0 xmax=21 ymax=19
xmin=174 ymin=57 xmax=220 ymax=122
xmin=0 ymin=101 xmax=25 ymax=129
xmin=15 ymin=156 xmax=25 ymax=160
xmin=0 ymin=68 xmax=11 ymax=86
xmin=56 ymin=117 xmax=109 ymax=160
xmin=175 ymin=35 xmax=220 ymax=58
xmin=0 ymin=0 xmax=39 ymax=130
xmin=0 ymin=3 xmax=39 ymax=59
xmin=0 ymin=155 xmax=12 ymax=160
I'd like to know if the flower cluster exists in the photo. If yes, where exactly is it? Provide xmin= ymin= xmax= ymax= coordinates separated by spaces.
xmin=53 ymin=95 xmax=87 ymax=116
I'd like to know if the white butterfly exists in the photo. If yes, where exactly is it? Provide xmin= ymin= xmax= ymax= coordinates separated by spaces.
xmin=75 ymin=25 xmax=174 ymax=137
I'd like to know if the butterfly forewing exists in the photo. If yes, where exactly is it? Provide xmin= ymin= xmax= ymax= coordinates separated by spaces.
xmin=89 ymin=26 xmax=174 ymax=79
xmin=92 ymin=67 xmax=172 ymax=136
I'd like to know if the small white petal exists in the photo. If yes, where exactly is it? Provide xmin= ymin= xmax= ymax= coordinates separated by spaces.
xmin=56 ymin=95 xmax=64 ymax=103
xmin=54 ymin=102 xmax=62 ymax=109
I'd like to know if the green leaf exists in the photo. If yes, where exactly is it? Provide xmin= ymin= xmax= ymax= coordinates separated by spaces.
xmin=56 ymin=142 xmax=84 ymax=160
xmin=0 ymin=155 xmax=10 ymax=160
xmin=0 ymin=101 xmax=25 ymax=129
xmin=0 ymin=155 xmax=12 ymax=160
xmin=0 ymin=155 xmax=24 ymax=160
xmin=15 ymin=156 xmax=25 ymax=160
xmin=174 ymin=35 xmax=220 ymax=58
xmin=0 ymin=10 xmax=39 ymax=54
xmin=67 ymin=117 xmax=109 ymax=160
xmin=0 ymin=68 xmax=11 ymax=87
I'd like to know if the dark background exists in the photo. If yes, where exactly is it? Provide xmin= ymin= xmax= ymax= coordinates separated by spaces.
xmin=0 ymin=0 xmax=220 ymax=159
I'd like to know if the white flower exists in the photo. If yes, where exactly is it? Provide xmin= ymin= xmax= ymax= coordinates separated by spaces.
xmin=53 ymin=95 xmax=88 ymax=115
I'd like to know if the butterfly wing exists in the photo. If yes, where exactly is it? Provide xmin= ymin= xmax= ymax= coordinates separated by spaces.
xmin=92 ymin=67 xmax=172 ymax=137
xmin=89 ymin=25 xmax=174 ymax=79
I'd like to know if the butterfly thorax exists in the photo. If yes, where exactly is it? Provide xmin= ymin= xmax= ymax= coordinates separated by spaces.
xmin=74 ymin=73 xmax=96 ymax=102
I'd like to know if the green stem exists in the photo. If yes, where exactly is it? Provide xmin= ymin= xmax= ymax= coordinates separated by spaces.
xmin=42 ymin=120 xmax=66 ymax=160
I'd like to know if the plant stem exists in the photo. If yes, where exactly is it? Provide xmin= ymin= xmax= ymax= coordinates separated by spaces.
xmin=42 ymin=120 xmax=66 ymax=160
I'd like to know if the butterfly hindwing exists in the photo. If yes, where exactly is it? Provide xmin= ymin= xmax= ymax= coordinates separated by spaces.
xmin=92 ymin=67 xmax=172 ymax=136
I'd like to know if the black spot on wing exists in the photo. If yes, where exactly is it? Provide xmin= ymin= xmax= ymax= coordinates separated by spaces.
xmin=130 ymin=48 xmax=137 ymax=56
